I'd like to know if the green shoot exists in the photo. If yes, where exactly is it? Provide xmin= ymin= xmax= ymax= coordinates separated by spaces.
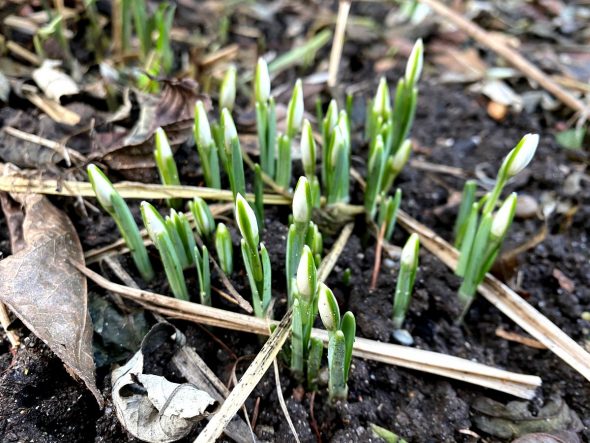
xmin=154 ymin=127 xmax=181 ymax=208
xmin=378 ymin=189 xmax=402 ymax=241
xmin=165 ymin=209 xmax=195 ymax=269
xmin=324 ymin=110 xmax=351 ymax=204
xmin=188 ymin=197 xmax=216 ymax=239
xmin=214 ymin=223 xmax=233 ymax=275
xmin=219 ymin=65 xmax=237 ymax=112
xmin=221 ymin=109 xmax=246 ymax=199
xmin=301 ymin=119 xmax=321 ymax=207
xmin=235 ymin=194 xmax=271 ymax=317
xmin=255 ymin=58 xmax=277 ymax=179
xmin=276 ymin=79 xmax=304 ymax=189
xmin=87 ymin=164 xmax=154 ymax=282
xmin=364 ymin=135 xmax=386 ymax=219
xmin=193 ymin=245 xmax=211 ymax=306
xmin=454 ymin=134 xmax=538 ymax=317
xmin=141 ymin=202 xmax=188 ymax=300
xmin=393 ymin=234 xmax=420 ymax=330
xmin=286 ymin=177 xmax=313 ymax=304
xmin=318 ymin=283 xmax=356 ymax=401
xmin=194 ymin=100 xmax=221 ymax=189
xmin=454 ymin=180 xmax=477 ymax=248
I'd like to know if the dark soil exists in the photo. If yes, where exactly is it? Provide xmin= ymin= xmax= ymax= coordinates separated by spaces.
xmin=1 ymin=2 xmax=590 ymax=443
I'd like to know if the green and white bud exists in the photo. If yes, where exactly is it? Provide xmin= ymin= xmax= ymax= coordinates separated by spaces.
xmin=215 ymin=222 xmax=233 ymax=275
xmin=296 ymin=245 xmax=316 ymax=301
xmin=194 ymin=100 xmax=213 ymax=148
xmin=189 ymin=197 xmax=215 ymax=238
xmin=221 ymin=108 xmax=238 ymax=149
xmin=330 ymin=126 xmax=345 ymax=168
xmin=405 ymin=38 xmax=424 ymax=86
xmin=373 ymin=77 xmax=391 ymax=116
xmin=491 ymin=193 xmax=517 ymax=239
xmin=255 ymin=57 xmax=271 ymax=103
xmin=337 ymin=110 xmax=350 ymax=148
xmin=141 ymin=201 xmax=168 ymax=240
xmin=286 ymin=79 xmax=304 ymax=137
xmin=155 ymin=127 xmax=173 ymax=162
xmin=87 ymin=164 xmax=115 ymax=212
xmin=318 ymin=283 xmax=340 ymax=332
xmin=235 ymin=193 xmax=259 ymax=251
xmin=292 ymin=176 xmax=312 ymax=225
xmin=391 ymin=139 xmax=412 ymax=174
xmin=401 ymin=233 xmax=420 ymax=267
xmin=325 ymin=99 xmax=339 ymax=129
xmin=505 ymin=133 xmax=539 ymax=178
xmin=219 ymin=66 xmax=237 ymax=111
xmin=301 ymin=119 xmax=316 ymax=177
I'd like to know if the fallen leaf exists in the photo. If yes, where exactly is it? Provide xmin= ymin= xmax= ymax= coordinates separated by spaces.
xmin=32 ymin=59 xmax=79 ymax=101
xmin=513 ymin=431 xmax=581 ymax=443
xmin=555 ymin=127 xmax=586 ymax=150
xmin=93 ymin=79 xmax=209 ymax=172
xmin=112 ymin=323 xmax=216 ymax=443
xmin=472 ymin=397 xmax=583 ymax=439
xmin=552 ymin=268 xmax=575 ymax=293
xmin=0 ymin=164 xmax=102 ymax=405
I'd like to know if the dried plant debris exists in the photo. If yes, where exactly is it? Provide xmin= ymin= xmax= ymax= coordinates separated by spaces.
xmin=94 ymin=79 xmax=209 ymax=171
xmin=0 ymin=165 xmax=101 ymax=405
xmin=472 ymin=397 xmax=583 ymax=439
xmin=112 ymin=323 xmax=217 ymax=443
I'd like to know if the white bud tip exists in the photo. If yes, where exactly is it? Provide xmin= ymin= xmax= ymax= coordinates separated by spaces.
xmin=222 ymin=108 xmax=237 ymax=146
xmin=290 ymin=79 xmax=304 ymax=130
xmin=318 ymin=283 xmax=339 ymax=331
xmin=507 ymin=133 xmax=539 ymax=177
xmin=392 ymin=139 xmax=412 ymax=171
xmin=292 ymin=176 xmax=311 ymax=223
xmin=141 ymin=202 xmax=167 ymax=236
xmin=491 ymin=194 xmax=517 ymax=238
xmin=405 ymin=38 xmax=424 ymax=85
xmin=296 ymin=246 xmax=314 ymax=298
xmin=401 ymin=234 xmax=419 ymax=267
xmin=255 ymin=58 xmax=271 ymax=103
xmin=195 ymin=101 xmax=213 ymax=147
xmin=155 ymin=128 xmax=172 ymax=158
xmin=374 ymin=77 xmax=390 ymax=115
xmin=87 ymin=164 xmax=115 ymax=210
xmin=235 ymin=193 xmax=259 ymax=241
xmin=301 ymin=119 xmax=315 ymax=169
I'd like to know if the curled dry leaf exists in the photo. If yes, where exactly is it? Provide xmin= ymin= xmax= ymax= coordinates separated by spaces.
xmin=112 ymin=323 xmax=217 ymax=443
xmin=472 ymin=397 xmax=583 ymax=439
xmin=32 ymin=59 xmax=80 ymax=101
xmin=93 ymin=79 xmax=210 ymax=172
xmin=0 ymin=164 xmax=101 ymax=405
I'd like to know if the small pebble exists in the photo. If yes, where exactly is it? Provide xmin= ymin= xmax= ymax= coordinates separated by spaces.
xmin=383 ymin=258 xmax=396 ymax=269
xmin=392 ymin=329 xmax=414 ymax=346
xmin=515 ymin=194 xmax=539 ymax=219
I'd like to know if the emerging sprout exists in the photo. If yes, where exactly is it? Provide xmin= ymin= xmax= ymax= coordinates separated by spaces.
xmin=378 ymin=189 xmax=402 ymax=242
xmin=220 ymin=108 xmax=246 ymax=198
xmin=393 ymin=234 xmax=420 ymax=330
xmin=505 ymin=134 xmax=539 ymax=178
xmin=215 ymin=223 xmax=233 ymax=275
xmin=219 ymin=65 xmax=237 ymax=111
xmin=405 ymin=38 xmax=424 ymax=86
xmin=318 ymin=283 xmax=356 ymax=401
xmin=381 ymin=139 xmax=412 ymax=195
xmin=141 ymin=202 xmax=188 ymax=300
xmin=296 ymin=245 xmax=317 ymax=301
xmin=189 ymin=197 xmax=215 ymax=239
xmin=165 ymin=209 xmax=196 ymax=269
xmin=286 ymin=79 xmax=304 ymax=138
xmin=255 ymin=57 xmax=271 ymax=103
xmin=87 ymin=165 xmax=154 ymax=282
xmin=193 ymin=101 xmax=221 ymax=189
xmin=364 ymin=135 xmax=385 ymax=219
xmin=491 ymin=193 xmax=517 ymax=240
xmin=154 ymin=127 xmax=181 ymax=208
xmin=235 ymin=194 xmax=271 ymax=317
xmin=193 ymin=245 xmax=211 ymax=306
xmin=292 ymin=176 xmax=312 ymax=226
xmin=300 ymin=119 xmax=316 ymax=179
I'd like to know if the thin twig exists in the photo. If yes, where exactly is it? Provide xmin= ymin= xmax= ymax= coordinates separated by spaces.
xmin=418 ymin=0 xmax=590 ymax=116
xmin=328 ymin=1 xmax=352 ymax=88
xmin=273 ymin=359 xmax=301 ymax=443
xmin=370 ymin=222 xmax=386 ymax=290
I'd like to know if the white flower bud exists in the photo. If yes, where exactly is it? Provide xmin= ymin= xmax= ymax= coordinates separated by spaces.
xmin=330 ymin=126 xmax=345 ymax=168
xmin=373 ymin=77 xmax=391 ymax=116
xmin=235 ymin=193 xmax=259 ymax=248
xmin=318 ymin=283 xmax=340 ymax=332
xmin=219 ymin=66 xmax=237 ymax=111
xmin=155 ymin=127 xmax=173 ymax=160
xmin=491 ymin=193 xmax=517 ymax=239
xmin=391 ymin=139 xmax=412 ymax=173
xmin=506 ymin=134 xmax=539 ymax=177
xmin=405 ymin=38 xmax=424 ymax=86
xmin=296 ymin=245 xmax=316 ymax=300
xmin=287 ymin=79 xmax=304 ymax=135
xmin=87 ymin=164 xmax=115 ymax=212
xmin=194 ymin=101 xmax=213 ymax=148
xmin=255 ymin=58 xmax=271 ymax=103
xmin=292 ymin=176 xmax=311 ymax=224
xmin=141 ymin=201 xmax=167 ymax=240
xmin=401 ymin=233 xmax=420 ymax=267
xmin=221 ymin=108 xmax=238 ymax=149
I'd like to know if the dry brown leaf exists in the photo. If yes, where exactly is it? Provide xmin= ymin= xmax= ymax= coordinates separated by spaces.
xmin=93 ymin=79 xmax=209 ymax=172
xmin=552 ymin=268 xmax=575 ymax=293
xmin=0 ymin=164 xmax=102 ymax=405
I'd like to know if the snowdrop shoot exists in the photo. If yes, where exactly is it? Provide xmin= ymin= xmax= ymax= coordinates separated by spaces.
xmin=393 ymin=234 xmax=420 ymax=330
